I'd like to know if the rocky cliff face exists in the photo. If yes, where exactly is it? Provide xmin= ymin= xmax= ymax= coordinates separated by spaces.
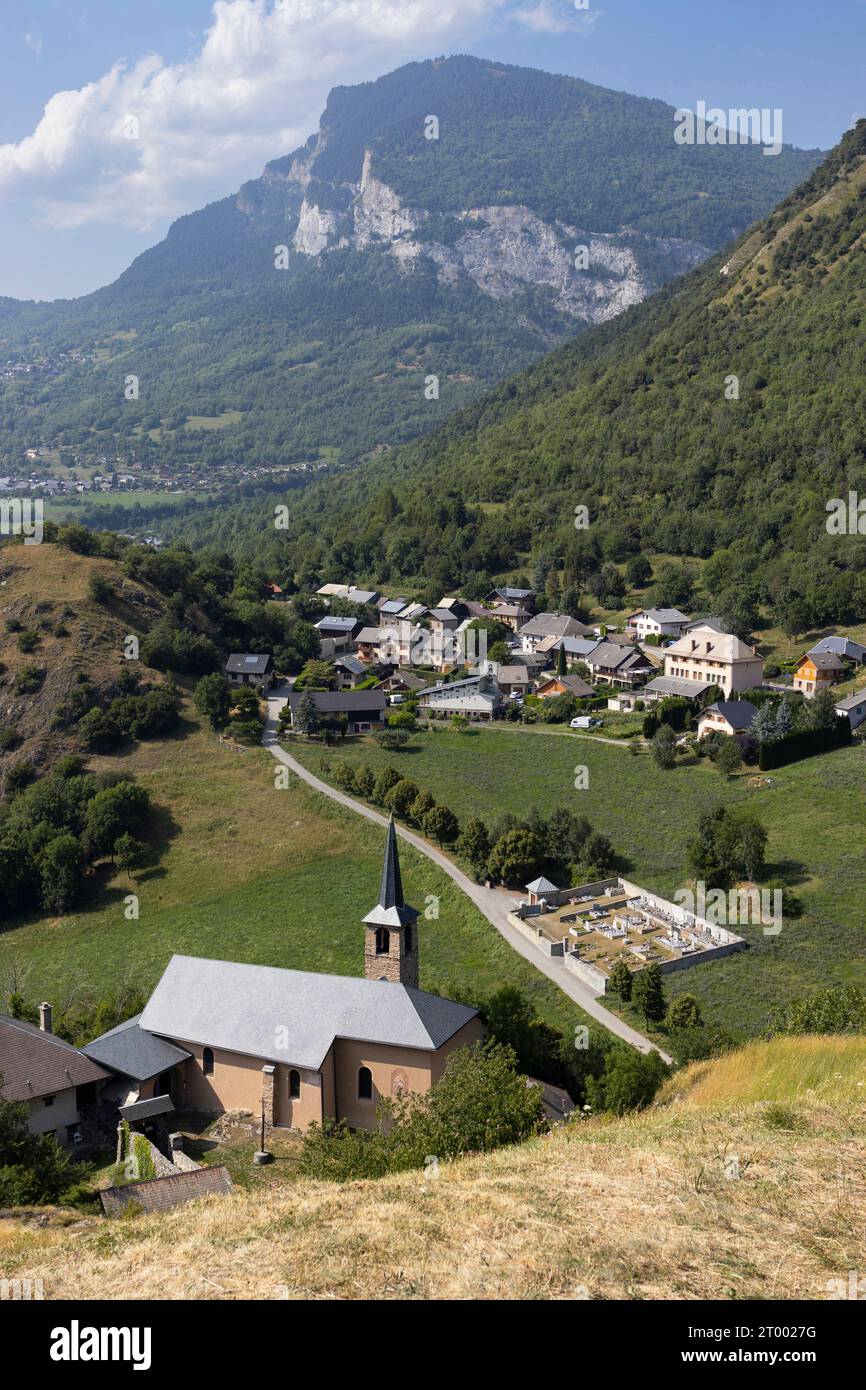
xmin=270 ymin=145 xmax=710 ymax=329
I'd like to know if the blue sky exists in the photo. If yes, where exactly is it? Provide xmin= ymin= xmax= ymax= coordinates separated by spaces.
xmin=1 ymin=0 xmax=864 ymax=300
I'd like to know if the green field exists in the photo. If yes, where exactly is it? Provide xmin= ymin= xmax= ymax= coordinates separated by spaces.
xmin=0 ymin=715 xmax=588 ymax=1042
xmin=290 ymin=726 xmax=866 ymax=1037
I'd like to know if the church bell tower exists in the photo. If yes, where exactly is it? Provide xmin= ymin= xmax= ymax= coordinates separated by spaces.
xmin=363 ymin=817 xmax=420 ymax=988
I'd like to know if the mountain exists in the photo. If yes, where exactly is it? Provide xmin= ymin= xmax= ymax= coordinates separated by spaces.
xmin=0 ymin=55 xmax=820 ymax=480
xmin=198 ymin=120 xmax=866 ymax=637
xmin=9 ymin=1035 xmax=865 ymax=1299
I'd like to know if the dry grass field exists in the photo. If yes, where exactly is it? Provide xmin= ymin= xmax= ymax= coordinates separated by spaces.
xmin=2 ymin=1037 xmax=863 ymax=1301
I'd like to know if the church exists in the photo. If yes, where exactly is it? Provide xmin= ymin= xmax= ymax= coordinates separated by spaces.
xmin=84 ymin=819 xmax=483 ymax=1132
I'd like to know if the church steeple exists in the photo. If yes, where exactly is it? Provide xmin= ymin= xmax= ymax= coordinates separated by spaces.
xmin=363 ymin=817 xmax=420 ymax=987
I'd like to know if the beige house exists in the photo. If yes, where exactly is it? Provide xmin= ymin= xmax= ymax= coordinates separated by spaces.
xmin=0 ymin=1007 xmax=109 ymax=1147
xmin=662 ymin=624 xmax=764 ymax=697
xmin=86 ymin=822 xmax=482 ymax=1133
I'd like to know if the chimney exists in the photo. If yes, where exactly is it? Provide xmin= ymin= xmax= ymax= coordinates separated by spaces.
xmin=39 ymin=1001 xmax=52 ymax=1034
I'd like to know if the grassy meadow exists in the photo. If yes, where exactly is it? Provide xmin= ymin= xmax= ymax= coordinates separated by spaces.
xmin=0 ymin=711 xmax=588 ymax=1039
xmin=290 ymin=725 xmax=866 ymax=1037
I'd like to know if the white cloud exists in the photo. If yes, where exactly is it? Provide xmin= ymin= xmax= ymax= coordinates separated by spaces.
xmin=24 ymin=32 xmax=44 ymax=56
xmin=1 ymin=0 xmax=522 ymax=232
xmin=512 ymin=1 xmax=599 ymax=36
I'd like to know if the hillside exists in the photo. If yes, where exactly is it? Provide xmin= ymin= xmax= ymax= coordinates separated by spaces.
xmin=197 ymin=120 xmax=866 ymax=637
xmin=0 ymin=544 xmax=170 ymax=777
xmin=0 ymin=56 xmax=819 ymax=479
xmin=3 ymin=1037 xmax=863 ymax=1300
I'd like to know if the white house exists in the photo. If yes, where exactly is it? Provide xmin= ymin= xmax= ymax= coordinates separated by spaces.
xmin=835 ymin=688 xmax=866 ymax=731
xmin=419 ymin=673 xmax=504 ymax=721
xmin=625 ymin=608 xmax=690 ymax=642
xmin=697 ymin=699 xmax=758 ymax=740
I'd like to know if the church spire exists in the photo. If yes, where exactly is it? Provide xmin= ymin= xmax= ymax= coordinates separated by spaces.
xmin=363 ymin=816 xmax=420 ymax=986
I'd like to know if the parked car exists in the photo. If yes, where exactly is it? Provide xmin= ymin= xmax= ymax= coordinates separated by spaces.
xmin=388 ymin=694 xmax=406 ymax=706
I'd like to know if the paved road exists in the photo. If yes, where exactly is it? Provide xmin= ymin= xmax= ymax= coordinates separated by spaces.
xmin=263 ymin=687 xmax=671 ymax=1062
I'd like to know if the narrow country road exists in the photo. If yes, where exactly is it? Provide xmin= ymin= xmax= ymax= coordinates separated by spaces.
xmin=263 ymin=687 xmax=671 ymax=1062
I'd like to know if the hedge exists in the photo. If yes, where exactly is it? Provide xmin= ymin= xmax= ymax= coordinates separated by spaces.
xmin=758 ymin=718 xmax=852 ymax=770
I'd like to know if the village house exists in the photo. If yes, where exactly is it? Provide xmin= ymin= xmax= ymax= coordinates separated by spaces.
xmin=377 ymin=597 xmax=410 ymax=618
xmin=697 ymin=699 xmax=759 ymax=741
xmin=224 ymin=653 xmax=274 ymax=692
xmin=315 ymin=615 xmax=363 ymax=652
xmin=835 ymin=688 xmax=866 ymax=731
xmin=477 ymin=661 xmax=534 ymax=697
xmin=518 ymin=613 xmax=593 ymax=654
xmin=625 ymin=607 xmax=690 ymax=642
xmin=535 ymin=672 xmax=595 ymax=700
xmin=486 ymin=602 xmax=532 ymax=632
xmin=809 ymin=635 xmax=866 ymax=666
xmin=84 ymin=824 xmax=482 ymax=1134
xmin=0 ymin=1007 xmax=109 ymax=1147
xmin=333 ymin=654 xmax=370 ymax=689
xmin=419 ymin=673 xmax=504 ymax=721
xmin=793 ymin=650 xmax=844 ymax=697
xmin=661 ymin=624 xmax=764 ymax=697
xmin=484 ymin=586 xmax=536 ymax=611
xmin=374 ymin=670 xmax=430 ymax=697
xmin=586 ymin=642 xmax=655 ymax=689
xmin=286 ymin=688 xmax=387 ymax=734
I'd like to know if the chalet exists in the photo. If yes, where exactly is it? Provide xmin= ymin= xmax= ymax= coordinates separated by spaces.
xmin=84 ymin=824 xmax=482 ymax=1134
xmin=586 ymin=642 xmax=655 ymax=689
xmin=663 ymin=625 xmax=763 ymax=697
xmin=484 ymin=586 xmax=536 ymax=611
xmin=0 ymin=1007 xmax=109 ymax=1147
xmin=835 ymin=688 xmax=866 ymax=731
xmin=377 ymin=597 xmax=410 ymax=618
xmin=518 ymin=613 xmax=593 ymax=654
xmin=419 ymin=673 xmax=504 ymax=721
xmin=375 ymin=670 xmax=429 ymax=696
xmin=697 ymin=699 xmax=758 ymax=741
xmin=426 ymin=607 xmax=464 ymax=634
xmin=265 ymin=582 xmax=288 ymax=602
xmin=333 ymin=654 xmax=369 ymax=689
xmin=486 ymin=602 xmax=532 ymax=632
xmin=224 ymin=653 xmax=274 ymax=692
xmin=543 ymin=635 xmax=600 ymax=662
xmin=793 ymin=650 xmax=843 ymax=697
xmin=625 ymin=608 xmax=690 ymax=642
xmin=356 ymin=621 xmax=427 ymax=668
xmin=809 ymin=636 xmax=866 ymax=666
xmin=478 ymin=662 xmax=533 ymax=697
xmin=286 ymin=688 xmax=387 ymax=734
xmin=345 ymin=588 xmax=379 ymax=607
xmin=315 ymin=615 xmax=363 ymax=651
xmin=535 ymin=673 xmax=595 ymax=700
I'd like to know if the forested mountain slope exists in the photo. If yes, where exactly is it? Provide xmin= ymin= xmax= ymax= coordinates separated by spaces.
xmin=0 ymin=56 xmax=819 ymax=475
xmin=184 ymin=121 xmax=866 ymax=636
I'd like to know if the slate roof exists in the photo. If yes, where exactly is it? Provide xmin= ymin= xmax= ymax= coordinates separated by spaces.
xmin=287 ymin=689 xmax=386 ymax=715
xmin=643 ymin=675 xmax=715 ymax=698
xmin=634 ymin=608 xmax=689 ymax=625
xmin=138 ymin=956 xmax=478 ymax=1071
xmin=701 ymin=700 xmax=758 ymax=731
xmin=362 ymin=817 xmax=420 ymax=929
xmin=835 ymin=688 xmax=866 ymax=711
xmin=526 ymin=876 xmax=560 ymax=895
xmin=0 ymin=1015 xmax=110 ymax=1102
xmin=100 ymin=1165 xmax=233 ymax=1217
xmin=83 ymin=1014 xmax=191 ymax=1082
xmin=810 ymin=636 xmax=866 ymax=663
xmin=800 ymin=650 xmax=844 ymax=672
xmin=118 ymin=1094 xmax=175 ymax=1121
xmin=519 ymin=613 xmax=592 ymax=640
xmin=224 ymin=653 xmax=272 ymax=675
xmin=315 ymin=616 xmax=360 ymax=632
xmin=537 ymin=674 xmax=595 ymax=698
